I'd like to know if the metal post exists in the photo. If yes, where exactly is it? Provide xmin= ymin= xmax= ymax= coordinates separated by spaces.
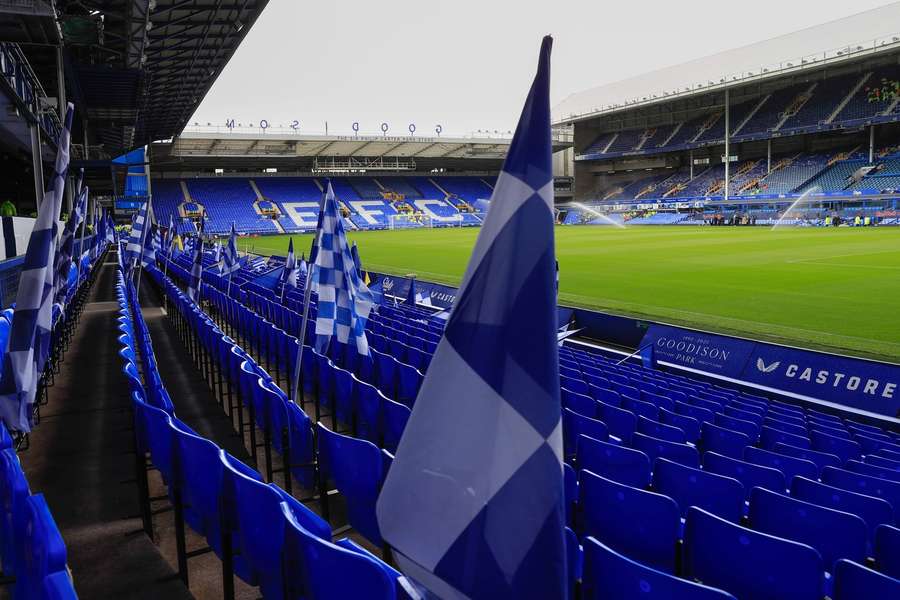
xmin=869 ymin=125 xmax=875 ymax=164
xmin=767 ymin=139 xmax=772 ymax=174
xmin=724 ymin=88 xmax=730 ymax=203
xmin=56 ymin=45 xmax=74 ymax=215
xmin=30 ymin=123 xmax=45 ymax=211
xmin=689 ymin=150 xmax=694 ymax=180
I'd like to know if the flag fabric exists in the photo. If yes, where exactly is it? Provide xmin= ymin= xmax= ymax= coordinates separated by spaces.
xmin=105 ymin=212 xmax=116 ymax=244
xmin=165 ymin=214 xmax=175 ymax=249
xmin=187 ymin=234 xmax=203 ymax=302
xmin=376 ymin=38 xmax=566 ymax=599
xmin=282 ymin=238 xmax=298 ymax=289
xmin=143 ymin=223 xmax=162 ymax=267
xmin=53 ymin=177 xmax=88 ymax=305
xmin=223 ymin=223 xmax=241 ymax=274
xmin=312 ymin=182 xmax=374 ymax=355
xmin=405 ymin=277 xmax=417 ymax=306
xmin=298 ymin=253 xmax=308 ymax=280
xmin=124 ymin=199 xmax=149 ymax=268
xmin=0 ymin=104 xmax=74 ymax=432
xmin=212 ymin=241 xmax=224 ymax=274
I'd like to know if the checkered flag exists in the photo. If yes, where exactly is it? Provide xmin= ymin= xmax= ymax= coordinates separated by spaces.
xmin=376 ymin=38 xmax=566 ymax=599
xmin=312 ymin=182 xmax=374 ymax=356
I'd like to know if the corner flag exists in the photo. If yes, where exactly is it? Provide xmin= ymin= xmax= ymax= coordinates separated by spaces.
xmin=376 ymin=37 xmax=565 ymax=599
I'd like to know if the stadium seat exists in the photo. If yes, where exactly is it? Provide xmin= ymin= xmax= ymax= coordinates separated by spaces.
xmin=563 ymin=408 xmax=610 ymax=458
xmin=844 ymin=459 xmax=900 ymax=483
xmin=317 ymin=423 xmax=386 ymax=546
xmin=702 ymin=451 xmax=785 ymax=497
xmin=596 ymin=401 xmax=636 ymax=444
xmin=701 ymin=422 xmax=752 ymax=458
xmin=576 ymin=434 xmax=651 ymax=489
xmin=821 ymin=466 xmax=900 ymax=522
xmin=760 ymin=426 xmax=810 ymax=450
xmin=811 ymin=430 xmax=861 ymax=463
xmin=658 ymin=407 xmax=700 ymax=443
xmin=832 ymin=559 xmax=900 ymax=600
xmin=875 ymin=524 xmax=900 ymax=579
xmin=652 ymin=457 xmax=744 ymax=522
xmin=791 ymin=476 xmax=893 ymax=549
xmin=636 ymin=415 xmax=686 ymax=443
xmin=683 ymin=506 xmax=824 ymax=600
xmin=631 ymin=432 xmax=700 ymax=468
xmin=714 ymin=412 xmax=759 ymax=441
xmin=743 ymin=446 xmax=818 ymax=486
xmin=42 ymin=570 xmax=78 ymax=600
xmin=578 ymin=470 xmax=680 ymax=573
xmin=748 ymin=486 xmax=867 ymax=572
xmin=581 ymin=537 xmax=737 ymax=600
xmin=771 ymin=442 xmax=841 ymax=475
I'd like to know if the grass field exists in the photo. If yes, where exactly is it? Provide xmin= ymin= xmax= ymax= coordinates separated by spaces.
xmin=237 ymin=226 xmax=900 ymax=362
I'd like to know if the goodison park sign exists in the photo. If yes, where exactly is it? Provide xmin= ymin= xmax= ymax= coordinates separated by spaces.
xmin=224 ymin=119 xmax=444 ymax=136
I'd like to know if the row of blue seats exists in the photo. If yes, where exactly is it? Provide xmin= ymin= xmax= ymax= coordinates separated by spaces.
xmin=123 ymin=262 xmax=416 ymax=599
xmin=0 ymin=426 xmax=76 ymax=599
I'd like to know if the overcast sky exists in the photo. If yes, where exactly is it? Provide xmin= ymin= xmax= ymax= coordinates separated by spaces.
xmin=189 ymin=0 xmax=898 ymax=136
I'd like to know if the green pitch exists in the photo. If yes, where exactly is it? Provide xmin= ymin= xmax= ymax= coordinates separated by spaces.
xmin=238 ymin=226 xmax=900 ymax=362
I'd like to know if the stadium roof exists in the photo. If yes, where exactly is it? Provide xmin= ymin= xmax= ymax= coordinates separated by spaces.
xmin=4 ymin=0 xmax=269 ymax=156
xmin=553 ymin=2 xmax=900 ymax=124
xmin=149 ymin=129 xmax=573 ymax=173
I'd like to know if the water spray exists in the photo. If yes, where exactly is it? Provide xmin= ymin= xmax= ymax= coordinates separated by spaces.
xmin=572 ymin=202 xmax=627 ymax=229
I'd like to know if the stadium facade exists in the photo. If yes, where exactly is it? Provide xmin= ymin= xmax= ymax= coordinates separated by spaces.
xmin=554 ymin=3 xmax=900 ymax=226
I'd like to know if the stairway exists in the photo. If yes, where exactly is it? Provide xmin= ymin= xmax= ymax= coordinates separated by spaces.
xmin=248 ymin=179 xmax=265 ymax=200
xmin=601 ymin=133 xmax=618 ymax=153
xmin=179 ymin=181 xmax=192 ymax=202
xmin=428 ymin=177 xmax=452 ymax=198
xmin=732 ymin=95 xmax=770 ymax=136
xmin=690 ymin=113 xmax=722 ymax=143
xmin=634 ymin=128 xmax=655 ymax=151
xmin=480 ymin=177 xmax=495 ymax=190
xmin=659 ymin=122 xmax=683 ymax=148
xmin=271 ymin=219 xmax=286 ymax=234
xmin=773 ymin=83 xmax=817 ymax=131
xmin=826 ymin=73 xmax=871 ymax=123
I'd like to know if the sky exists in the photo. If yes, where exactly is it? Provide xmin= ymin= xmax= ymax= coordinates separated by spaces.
xmin=189 ymin=0 xmax=899 ymax=136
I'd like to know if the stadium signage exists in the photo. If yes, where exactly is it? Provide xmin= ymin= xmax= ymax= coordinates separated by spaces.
xmin=640 ymin=324 xmax=900 ymax=416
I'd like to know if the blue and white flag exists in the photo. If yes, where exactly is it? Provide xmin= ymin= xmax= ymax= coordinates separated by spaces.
xmin=223 ymin=223 xmax=241 ymax=274
xmin=299 ymin=253 xmax=308 ymax=280
xmin=0 ymin=104 xmax=74 ymax=432
xmin=142 ymin=223 xmax=161 ymax=267
xmin=283 ymin=238 xmax=298 ymax=289
xmin=105 ymin=212 xmax=116 ymax=244
xmin=405 ymin=277 xmax=417 ymax=306
xmin=313 ymin=182 xmax=374 ymax=355
xmin=377 ymin=38 xmax=566 ymax=599
xmin=53 ymin=175 xmax=88 ymax=305
xmin=350 ymin=240 xmax=361 ymax=273
xmin=187 ymin=234 xmax=203 ymax=302
xmin=124 ymin=199 xmax=149 ymax=268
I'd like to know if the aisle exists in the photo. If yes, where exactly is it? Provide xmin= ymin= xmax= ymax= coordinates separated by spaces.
xmin=19 ymin=255 xmax=194 ymax=600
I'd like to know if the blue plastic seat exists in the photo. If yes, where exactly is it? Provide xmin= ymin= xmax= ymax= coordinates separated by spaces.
xmin=811 ymin=429 xmax=861 ymax=464
xmin=581 ymin=537 xmax=736 ymax=600
xmin=701 ymin=421 xmax=751 ymax=459
xmin=576 ymin=434 xmax=651 ymax=489
xmin=674 ymin=400 xmax=714 ymax=426
xmin=17 ymin=494 xmax=68 ymax=599
xmin=772 ymin=442 xmax=841 ymax=475
xmin=631 ymin=432 xmax=700 ymax=468
xmin=382 ymin=396 xmax=411 ymax=453
xmin=867 ymin=454 xmax=900 ymax=471
xmin=596 ymin=401 xmax=636 ymax=444
xmin=715 ymin=412 xmax=759 ymax=441
xmin=832 ymin=559 xmax=900 ymax=600
xmin=683 ymin=506 xmax=824 ymax=600
xmin=280 ymin=502 xmax=397 ymax=600
xmin=658 ymin=406 xmax=700 ymax=443
xmin=621 ymin=396 xmax=658 ymax=420
xmin=652 ymin=457 xmax=744 ymax=522
xmin=563 ymin=408 xmax=609 ymax=458
xmin=636 ymin=415 xmax=686 ymax=443
xmin=562 ymin=388 xmax=598 ymax=418
xmin=42 ymin=570 xmax=78 ymax=600
xmin=317 ymin=423 xmax=385 ymax=546
xmin=749 ymin=486 xmax=867 ymax=573
xmin=760 ymin=425 xmax=810 ymax=450
xmin=578 ymin=470 xmax=680 ymax=573
xmin=791 ymin=476 xmax=893 ymax=550
xmin=822 ymin=466 xmax=900 ymax=522
xmin=875 ymin=524 xmax=900 ymax=578
xmin=703 ymin=451 xmax=785 ymax=497
xmin=744 ymin=446 xmax=818 ymax=487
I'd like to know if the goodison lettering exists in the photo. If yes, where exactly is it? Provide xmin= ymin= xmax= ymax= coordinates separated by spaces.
xmin=656 ymin=337 xmax=731 ymax=361
xmin=784 ymin=364 xmax=896 ymax=398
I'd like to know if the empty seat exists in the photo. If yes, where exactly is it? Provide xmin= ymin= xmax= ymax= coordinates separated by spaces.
xmin=832 ymin=559 xmax=900 ymax=600
xmin=875 ymin=524 xmax=900 ymax=579
xmin=596 ymin=401 xmax=636 ymax=443
xmin=744 ymin=446 xmax=818 ymax=487
xmin=578 ymin=470 xmax=680 ymax=573
xmin=658 ymin=407 xmax=700 ymax=443
xmin=811 ymin=429 xmax=861 ymax=463
xmin=563 ymin=408 xmax=609 ymax=458
xmin=771 ymin=442 xmax=841 ymax=475
xmin=749 ymin=487 xmax=867 ymax=572
xmin=652 ymin=458 xmax=744 ymax=522
xmin=576 ymin=434 xmax=651 ymax=489
xmin=791 ymin=476 xmax=893 ymax=549
xmin=703 ymin=451 xmax=785 ymax=497
xmin=760 ymin=426 xmax=810 ymax=450
xmin=581 ymin=537 xmax=736 ymax=600
xmin=701 ymin=422 xmax=751 ymax=459
xmin=631 ymin=432 xmax=699 ymax=468
xmin=636 ymin=415 xmax=686 ymax=443
xmin=822 ymin=466 xmax=900 ymax=522
xmin=844 ymin=459 xmax=900 ymax=483
xmin=683 ymin=506 xmax=824 ymax=600
xmin=715 ymin=412 xmax=759 ymax=441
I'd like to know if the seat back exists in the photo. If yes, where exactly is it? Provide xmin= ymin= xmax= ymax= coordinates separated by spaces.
xmin=701 ymin=421 xmax=751 ymax=459
xmin=743 ymin=446 xmax=817 ymax=487
xmin=771 ymin=442 xmax=841 ymax=475
xmin=652 ymin=458 xmax=744 ymax=522
xmin=832 ymin=559 xmax=900 ymax=600
xmin=581 ymin=537 xmax=736 ymax=600
xmin=749 ymin=486 xmax=867 ymax=572
xmin=683 ymin=506 xmax=824 ymax=600
xmin=631 ymin=432 xmax=699 ymax=468
xmin=578 ymin=470 xmax=680 ymax=573
xmin=875 ymin=524 xmax=900 ymax=579
xmin=791 ymin=476 xmax=893 ymax=548
xmin=576 ymin=434 xmax=650 ymax=489
xmin=822 ymin=466 xmax=900 ymax=523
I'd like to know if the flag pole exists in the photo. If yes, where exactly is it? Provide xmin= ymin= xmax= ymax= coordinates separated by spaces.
xmin=135 ymin=145 xmax=153 ymax=298
xmin=74 ymin=189 xmax=87 ymax=290
xmin=291 ymin=195 xmax=326 ymax=405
